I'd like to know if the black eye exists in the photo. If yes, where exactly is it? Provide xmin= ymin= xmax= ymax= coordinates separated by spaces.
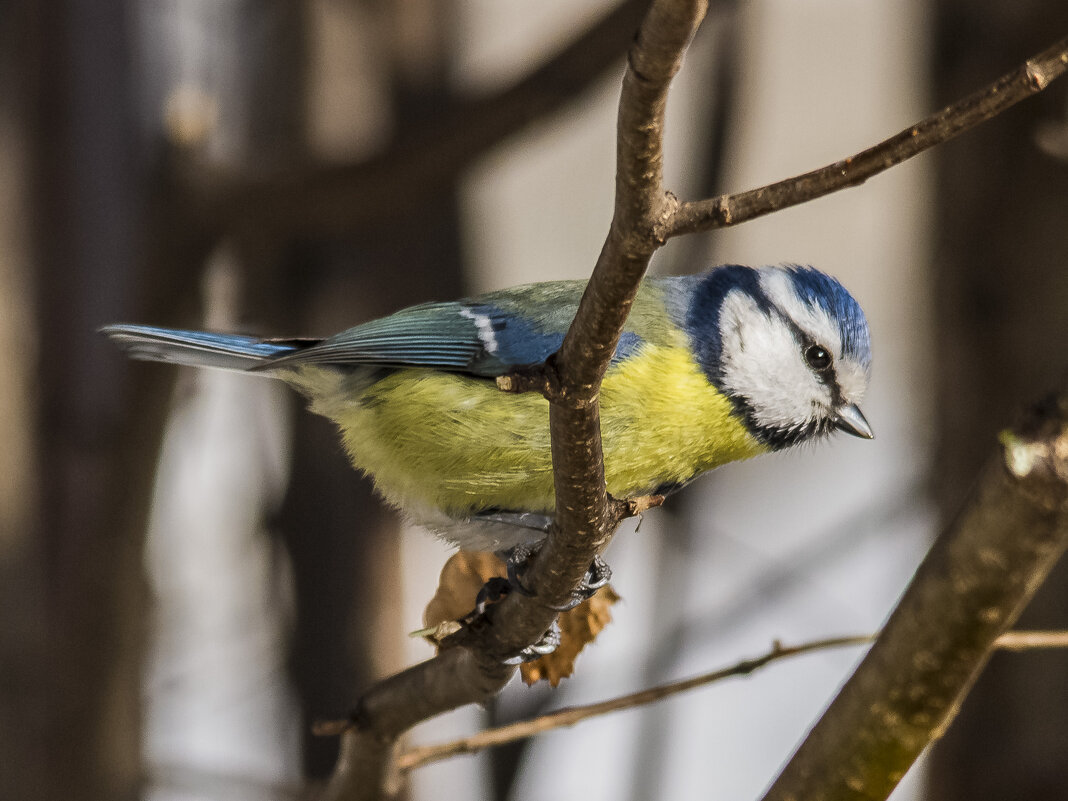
xmin=805 ymin=344 xmax=832 ymax=371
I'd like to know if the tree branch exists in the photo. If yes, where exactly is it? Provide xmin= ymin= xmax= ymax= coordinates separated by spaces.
xmin=760 ymin=391 xmax=1068 ymax=801
xmin=393 ymin=631 xmax=1068 ymax=772
xmin=665 ymin=35 xmax=1068 ymax=237
xmin=318 ymin=3 xmax=707 ymax=798
xmin=516 ymin=0 xmax=706 ymax=617
xmin=320 ymin=19 xmax=1068 ymax=801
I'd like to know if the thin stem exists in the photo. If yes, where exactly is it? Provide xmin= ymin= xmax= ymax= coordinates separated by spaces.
xmin=665 ymin=35 xmax=1068 ymax=238
xmin=393 ymin=630 xmax=1068 ymax=772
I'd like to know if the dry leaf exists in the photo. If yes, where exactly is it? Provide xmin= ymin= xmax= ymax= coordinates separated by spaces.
xmin=422 ymin=550 xmax=507 ymax=646
xmin=521 ymin=585 xmax=620 ymax=687
xmin=421 ymin=550 xmax=620 ymax=684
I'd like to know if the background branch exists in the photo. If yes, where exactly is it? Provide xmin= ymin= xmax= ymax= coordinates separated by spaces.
xmin=191 ymin=0 xmax=655 ymax=236
xmin=760 ymin=392 xmax=1068 ymax=801
xmin=394 ymin=631 xmax=1068 ymax=772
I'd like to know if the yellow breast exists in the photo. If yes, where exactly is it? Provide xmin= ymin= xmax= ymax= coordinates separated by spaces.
xmin=317 ymin=340 xmax=766 ymax=520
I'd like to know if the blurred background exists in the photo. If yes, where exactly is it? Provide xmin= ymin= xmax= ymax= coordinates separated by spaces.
xmin=2 ymin=0 xmax=1068 ymax=799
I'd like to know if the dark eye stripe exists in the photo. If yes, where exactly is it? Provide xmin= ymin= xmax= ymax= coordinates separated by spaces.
xmin=770 ymin=308 xmax=846 ymax=407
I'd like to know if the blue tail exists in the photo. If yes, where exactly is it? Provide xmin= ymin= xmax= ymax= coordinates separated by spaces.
xmin=100 ymin=324 xmax=299 ymax=372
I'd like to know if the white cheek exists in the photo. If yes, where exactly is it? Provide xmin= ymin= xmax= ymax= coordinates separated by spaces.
xmin=718 ymin=292 xmax=831 ymax=431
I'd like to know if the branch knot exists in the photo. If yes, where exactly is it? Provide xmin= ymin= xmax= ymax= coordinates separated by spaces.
xmin=496 ymin=355 xmax=565 ymax=401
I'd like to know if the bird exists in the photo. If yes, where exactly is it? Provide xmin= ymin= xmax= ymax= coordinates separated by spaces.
xmin=102 ymin=263 xmax=873 ymax=556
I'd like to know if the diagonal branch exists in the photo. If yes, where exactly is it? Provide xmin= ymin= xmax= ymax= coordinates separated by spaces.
xmin=760 ymin=391 xmax=1068 ymax=801
xmin=209 ymin=0 xmax=655 ymax=235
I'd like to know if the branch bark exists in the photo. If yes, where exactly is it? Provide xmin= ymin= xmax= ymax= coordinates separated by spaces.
xmin=760 ymin=392 xmax=1068 ymax=801
xmin=522 ymin=0 xmax=706 ymax=620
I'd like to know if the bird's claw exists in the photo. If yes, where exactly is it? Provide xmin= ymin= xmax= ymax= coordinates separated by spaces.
xmin=501 ymin=620 xmax=562 ymax=664
xmin=583 ymin=554 xmax=612 ymax=592
xmin=467 ymin=543 xmax=540 ymax=620
xmin=466 ymin=546 xmax=611 ymax=663
xmin=547 ymin=554 xmax=613 ymax=611
xmin=506 ymin=543 xmax=538 ymax=597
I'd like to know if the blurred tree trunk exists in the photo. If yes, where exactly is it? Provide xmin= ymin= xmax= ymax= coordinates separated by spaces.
xmin=273 ymin=0 xmax=467 ymax=782
xmin=929 ymin=2 xmax=1068 ymax=797
xmin=21 ymin=1 xmax=167 ymax=799
xmin=0 ymin=2 xmax=48 ymax=798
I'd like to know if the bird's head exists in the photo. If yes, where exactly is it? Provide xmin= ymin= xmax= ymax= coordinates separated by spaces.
xmin=686 ymin=264 xmax=873 ymax=449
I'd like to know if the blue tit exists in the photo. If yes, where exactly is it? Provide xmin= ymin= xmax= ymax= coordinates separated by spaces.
xmin=103 ymin=263 xmax=873 ymax=552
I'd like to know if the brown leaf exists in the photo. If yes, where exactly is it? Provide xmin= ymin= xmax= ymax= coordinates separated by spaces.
xmin=421 ymin=551 xmax=620 ymax=682
xmin=422 ymin=550 xmax=507 ymax=646
xmin=521 ymin=585 xmax=621 ymax=687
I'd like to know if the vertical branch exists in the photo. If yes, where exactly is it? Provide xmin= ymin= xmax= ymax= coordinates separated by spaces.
xmin=522 ymin=0 xmax=707 ymax=609
xmin=322 ymin=2 xmax=709 ymax=797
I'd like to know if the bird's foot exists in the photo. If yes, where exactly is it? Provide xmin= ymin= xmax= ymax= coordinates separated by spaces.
xmin=464 ymin=543 xmax=539 ymax=621
xmin=464 ymin=545 xmax=611 ymax=662
xmin=508 ymin=544 xmax=612 ymax=612
xmin=505 ymin=542 xmax=539 ymax=597
xmin=501 ymin=620 xmax=562 ymax=665
xmin=550 ymin=554 xmax=612 ymax=611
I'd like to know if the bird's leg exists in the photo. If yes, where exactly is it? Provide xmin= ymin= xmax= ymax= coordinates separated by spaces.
xmin=498 ymin=551 xmax=609 ymax=660
xmin=468 ymin=540 xmax=610 ymax=605
xmin=470 ymin=576 xmax=515 ymax=617
xmin=464 ymin=547 xmax=611 ymax=663
xmin=505 ymin=542 xmax=539 ymax=597
xmin=465 ymin=542 xmax=539 ymax=621
xmin=548 ymin=554 xmax=612 ymax=611
xmin=584 ymin=554 xmax=612 ymax=592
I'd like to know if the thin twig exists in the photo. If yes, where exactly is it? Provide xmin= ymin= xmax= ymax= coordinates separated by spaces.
xmin=664 ymin=35 xmax=1068 ymax=238
xmin=392 ymin=630 xmax=1068 ymax=771
xmin=396 ymin=635 xmax=871 ymax=771
xmin=993 ymin=630 xmax=1068 ymax=650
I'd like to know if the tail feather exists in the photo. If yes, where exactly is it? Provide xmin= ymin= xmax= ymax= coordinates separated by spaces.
xmin=100 ymin=324 xmax=298 ymax=372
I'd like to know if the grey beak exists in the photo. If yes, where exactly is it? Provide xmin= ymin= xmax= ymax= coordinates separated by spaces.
xmin=833 ymin=404 xmax=874 ymax=439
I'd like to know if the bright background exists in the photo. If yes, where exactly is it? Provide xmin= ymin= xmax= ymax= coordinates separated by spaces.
xmin=3 ymin=1 xmax=1067 ymax=800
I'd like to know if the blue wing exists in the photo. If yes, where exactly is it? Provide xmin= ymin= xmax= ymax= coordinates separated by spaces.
xmin=104 ymin=282 xmax=647 ymax=378
xmin=258 ymin=300 xmax=560 ymax=376
xmin=263 ymin=297 xmax=645 ymax=377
